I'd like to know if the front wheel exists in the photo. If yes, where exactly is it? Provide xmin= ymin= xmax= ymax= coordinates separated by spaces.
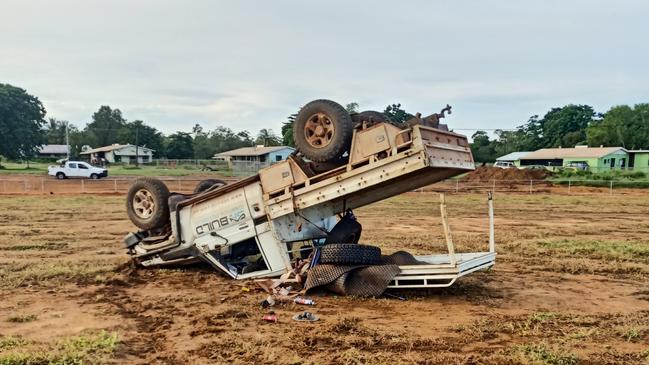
xmin=126 ymin=178 xmax=171 ymax=230
xmin=193 ymin=179 xmax=226 ymax=194
xmin=90 ymin=173 xmax=99 ymax=180
xmin=56 ymin=172 xmax=66 ymax=180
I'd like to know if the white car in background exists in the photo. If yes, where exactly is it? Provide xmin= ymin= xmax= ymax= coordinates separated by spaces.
xmin=48 ymin=161 xmax=108 ymax=180
xmin=494 ymin=161 xmax=515 ymax=169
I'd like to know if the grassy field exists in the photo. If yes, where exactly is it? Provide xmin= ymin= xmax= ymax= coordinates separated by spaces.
xmin=0 ymin=161 xmax=239 ymax=177
xmin=0 ymin=193 xmax=647 ymax=364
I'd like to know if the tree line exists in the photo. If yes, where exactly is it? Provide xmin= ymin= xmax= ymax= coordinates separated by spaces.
xmin=1 ymin=82 xmax=646 ymax=164
xmin=470 ymin=103 xmax=649 ymax=162
xmin=0 ymin=83 xmax=286 ymax=161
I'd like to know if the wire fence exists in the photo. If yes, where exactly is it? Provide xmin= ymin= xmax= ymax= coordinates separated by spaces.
xmin=0 ymin=176 xmax=239 ymax=195
xmin=1 ymin=176 xmax=647 ymax=196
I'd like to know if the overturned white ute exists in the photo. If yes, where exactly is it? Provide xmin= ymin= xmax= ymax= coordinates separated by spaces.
xmin=124 ymin=100 xmax=496 ymax=289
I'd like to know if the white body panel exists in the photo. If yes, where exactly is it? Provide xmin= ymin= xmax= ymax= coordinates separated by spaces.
xmin=48 ymin=161 xmax=106 ymax=178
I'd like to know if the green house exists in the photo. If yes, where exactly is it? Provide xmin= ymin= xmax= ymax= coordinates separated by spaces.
xmin=629 ymin=150 xmax=649 ymax=173
xmin=519 ymin=146 xmax=628 ymax=172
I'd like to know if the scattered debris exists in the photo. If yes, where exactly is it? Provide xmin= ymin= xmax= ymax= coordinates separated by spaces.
xmin=294 ymin=297 xmax=315 ymax=306
xmin=383 ymin=292 xmax=406 ymax=301
xmin=293 ymin=311 xmax=319 ymax=322
xmin=262 ymin=312 xmax=278 ymax=323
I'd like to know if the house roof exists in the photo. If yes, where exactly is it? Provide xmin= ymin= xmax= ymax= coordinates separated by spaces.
xmin=496 ymin=152 xmax=531 ymax=161
xmin=80 ymin=144 xmax=153 ymax=154
xmin=38 ymin=144 xmax=69 ymax=155
xmin=215 ymin=146 xmax=294 ymax=157
xmin=522 ymin=147 xmax=626 ymax=160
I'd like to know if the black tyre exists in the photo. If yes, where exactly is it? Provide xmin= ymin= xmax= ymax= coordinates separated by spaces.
xmin=56 ymin=172 xmax=66 ymax=180
xmin=90 ymin=173 xmax=99 ymax=180
xmin=293 ymin=99 xmax=353 ymax=162
xmin=126 ymin=178 xmax=171 ymax=230
xmin=193 ymin=179 xmax=227 ymax=194
xmin=319 ymin=244 xmax=381 ymax=265
xmin=352 ymin=110 xmax=394 ymax=126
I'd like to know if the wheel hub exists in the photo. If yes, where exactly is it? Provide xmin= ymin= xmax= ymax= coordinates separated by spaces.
xmin=132 ymin=189 xmax=155 ymax=219
xmin=305 ymin=113 xmax=335 ymax=148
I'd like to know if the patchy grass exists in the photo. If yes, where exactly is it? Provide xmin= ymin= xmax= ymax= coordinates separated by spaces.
xmin=0 ymin=331 xmax=118 ymax=365
xmin=0 ymin=337 xmax=28 ymax=352
xmin=0 ymin=161 xmax=236 ymax=177
xmin=618 ymin=327 xmax=646 ymax=343
xmin=0 ymin=242 xmax=68 ymax=251
xmin=509 ymin=343 xmax=579 ymax=365
xmin=0 ymin=261 xmax=117 ymax=289
xmin=534 ymin=239 xmax=649 ymax=264
xmin=6 ymin=314 xmax=37 ymax=323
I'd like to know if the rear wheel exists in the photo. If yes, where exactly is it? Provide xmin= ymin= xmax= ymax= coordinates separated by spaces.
xmin=193 ymin=179 xmax=227 ymax=194
xmin=352 ymin=110 xmax=394 ymax=126
xmin=293 ymin=99 xmax=353 ymax=162
xmin=56 ymin=172 xmax=66 ymax=180
xmin=126 ymin=178 xmax=170 ymax=230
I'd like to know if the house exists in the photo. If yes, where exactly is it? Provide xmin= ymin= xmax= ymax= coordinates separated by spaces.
xmin=628 ymin=150 xmax=649 ymax=172
xmin=37 ymin=144 xmax=69 ymax=159
xmin=495 ymin=151 xmax=531 ymax=167
xmin=519 ymin=146 xmax=628 ymax=172
xmin=80 ymin=144 xmax=154 ymax=165
xmin=214 ymin=146 xmax=295 ymax=172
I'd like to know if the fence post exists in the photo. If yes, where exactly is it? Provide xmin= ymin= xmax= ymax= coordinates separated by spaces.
xmin=455 ymin=179 xmax=459 ymax=193
xmin=568 ymin=179 xmax=571 ymax=193
xmin=529 ymin=179 xmax=533 ymax=194
xmin=492 ymin=179 xmax=496 ymax=194
xmin=609 ymin=180 xmax=613 ymax=195
xmin=114 ymin=179 xmax=118 ymax=193
xmin=41 ymin=177 xmax=45 ymax=193
xmin=81 ymin=179 xmax=85 ymax=193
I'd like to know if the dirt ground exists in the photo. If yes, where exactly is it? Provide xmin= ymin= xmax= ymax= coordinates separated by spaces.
xmin=0 ymin=191 xmax=648 ymax=364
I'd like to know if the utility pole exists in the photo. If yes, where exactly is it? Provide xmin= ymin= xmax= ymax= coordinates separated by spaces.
xmin=135 ymin=126 xmax=139 ymax=167
xmin=65 ymin=122 xmax=70 ymax=161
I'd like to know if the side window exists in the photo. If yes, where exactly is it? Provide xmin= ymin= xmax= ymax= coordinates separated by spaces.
xmin=78 ymin=164 xmax=88 ymax=169
xmin=275 ymin=155 xmax=282 ymax=162
xmin=68 ymin=163 xmax=77 ymax=168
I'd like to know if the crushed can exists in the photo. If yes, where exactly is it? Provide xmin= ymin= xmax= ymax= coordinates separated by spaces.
xmin=262 ymin=314 xmax=278 ymax=323
xmin=294 ymin=297 xmax=315 ymax=306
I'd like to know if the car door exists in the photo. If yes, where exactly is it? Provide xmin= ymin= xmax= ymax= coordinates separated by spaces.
xmin=77 ymin=163 xmax=91 ymax=177
xmin=67 ymin=163 xmax=78 ymax=177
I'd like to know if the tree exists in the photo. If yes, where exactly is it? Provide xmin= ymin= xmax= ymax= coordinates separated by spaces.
xmin=384 ymin=103 xmax=414 ymax=123
xmin=470 ymin=131 xmax=496 ymax=163
xmin=192 ymin=123 xmax=214 ymax=159
xmin=0 ymin=83 xmax=47 ymax=162
xmin=85 ymin=105 xmax=126 ymax=147
xmin=345 ymin=102 xmax=359 ymax=113
xmin=117 ymin=120 xmax=165 ymax=157
xmin=165 ymin=132 xmax=194 ymax=159
xmin=539 ymin=104 xmax=596 ymax=148
xmin=587 ymin=104 xmax=649 ymax=149
xmin=44 ymin=118 xmax=77 ymax=144
xmin=255 ymin=129 xmax=281 ymax=146
xmin=281 ymin=113 xmax=296 ymax=147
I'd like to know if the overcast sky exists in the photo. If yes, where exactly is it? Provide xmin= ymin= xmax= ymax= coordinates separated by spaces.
xmin=2 ymin=0 xmax=648 ymax=137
